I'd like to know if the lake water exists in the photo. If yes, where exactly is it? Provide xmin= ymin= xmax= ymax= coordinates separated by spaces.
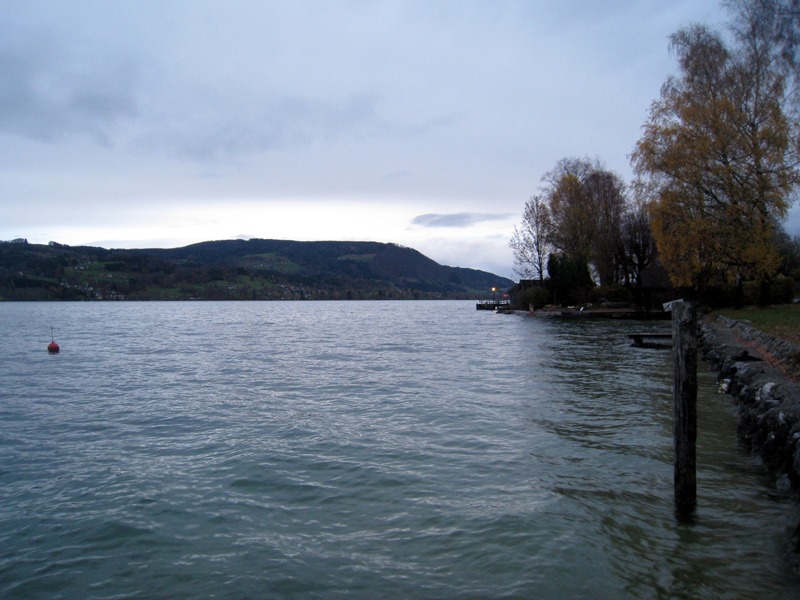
xmin=1 ymin=300 xmax=798 ymax=599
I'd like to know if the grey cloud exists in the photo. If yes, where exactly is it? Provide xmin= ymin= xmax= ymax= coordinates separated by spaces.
xmin=411 ymin=212 xmax=511 ymax=228
xmin=0 ymin=34 xmax=389 ymax=163
xmin=0 ymin=45 xmax=138 ymax=144
xmin=137 ymin=93 xmax=384 ymax=162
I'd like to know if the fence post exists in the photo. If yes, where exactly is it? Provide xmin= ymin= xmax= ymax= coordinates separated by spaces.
xmin=671 ymin=300 xmax=697 ymax=514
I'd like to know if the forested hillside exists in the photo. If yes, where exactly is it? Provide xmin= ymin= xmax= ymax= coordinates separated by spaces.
xmin=0 ymin=239 xmax=512 ymax=301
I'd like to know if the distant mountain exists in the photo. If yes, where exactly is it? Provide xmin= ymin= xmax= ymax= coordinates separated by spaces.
xmin=0 ymin=238 xmax=513 ymax=301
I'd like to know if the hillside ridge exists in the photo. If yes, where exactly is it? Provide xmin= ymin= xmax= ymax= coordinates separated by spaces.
xmin=0 ymin=238 xmax=512 ymax=301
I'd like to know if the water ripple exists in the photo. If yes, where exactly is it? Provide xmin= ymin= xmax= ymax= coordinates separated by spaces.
xmin=0 ymin=301 xmax=798 ymax=599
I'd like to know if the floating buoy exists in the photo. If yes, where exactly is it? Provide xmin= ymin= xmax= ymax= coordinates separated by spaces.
xmin=48 ymin=327 xmax=60 ymax=354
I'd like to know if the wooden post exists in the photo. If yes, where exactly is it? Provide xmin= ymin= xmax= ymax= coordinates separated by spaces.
xmin=672 ymin=301 xmax=697 ymax=514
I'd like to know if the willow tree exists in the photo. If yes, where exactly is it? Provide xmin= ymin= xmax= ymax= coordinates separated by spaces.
xmin=543 ymin=158 xmax=627 ymax=287
xmin=632 ymin=17 xmax=800 ymax=292
xmin=547 ymin=170 xmax=595 ymax=266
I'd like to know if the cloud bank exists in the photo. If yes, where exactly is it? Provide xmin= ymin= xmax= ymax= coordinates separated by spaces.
xmin=411 ymin=213 xmax=512 ymax=228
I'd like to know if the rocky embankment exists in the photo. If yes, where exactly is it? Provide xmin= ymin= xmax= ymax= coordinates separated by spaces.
xmin=700 ymin=315 xmax=800 ymax=558
xmin=700 ymin=315 xmax=800 ymax=495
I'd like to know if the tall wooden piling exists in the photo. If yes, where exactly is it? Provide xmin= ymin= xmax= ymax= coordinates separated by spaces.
xmin=671 ymin=301 xmax=697 ymax=512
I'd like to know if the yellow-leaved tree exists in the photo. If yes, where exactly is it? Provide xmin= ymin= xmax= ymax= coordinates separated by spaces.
xmin=632 ymin=7 xmax=800 ymax=295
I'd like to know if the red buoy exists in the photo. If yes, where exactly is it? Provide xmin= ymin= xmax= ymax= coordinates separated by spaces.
xmin=48 ymin=326 xmax=60 ymax=353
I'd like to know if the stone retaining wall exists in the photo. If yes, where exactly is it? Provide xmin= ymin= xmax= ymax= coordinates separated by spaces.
xmin=699 ymin=316 xmax=800 ymax=493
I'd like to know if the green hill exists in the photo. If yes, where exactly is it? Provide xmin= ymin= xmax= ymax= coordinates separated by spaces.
xmin=0 ymin=238 xmax=512 ymax=301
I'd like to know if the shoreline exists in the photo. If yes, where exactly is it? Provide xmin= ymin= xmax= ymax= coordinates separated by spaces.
xmin=700 ymin=315 xmax=800 ymax=491
xmin=699 ymin=315 xmax=800 ymax=560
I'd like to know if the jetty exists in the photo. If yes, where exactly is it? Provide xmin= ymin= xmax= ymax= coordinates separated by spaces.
xmin=476 ymin=300 xmax=511 ymax=311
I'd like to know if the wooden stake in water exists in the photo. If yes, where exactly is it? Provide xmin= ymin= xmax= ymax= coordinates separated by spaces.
xmin=672 ymin=301 xmax=697 ymax=513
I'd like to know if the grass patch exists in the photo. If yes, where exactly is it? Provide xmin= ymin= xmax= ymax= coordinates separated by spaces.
xmin=339 ymin=253 xmax=376 ymax=262
xmin=242 ymin=253 xmax=301 ymax=275
xmin=714 ymin=304 xmax=800 ymax=345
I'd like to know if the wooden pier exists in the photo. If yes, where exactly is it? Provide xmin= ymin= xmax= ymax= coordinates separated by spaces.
xmin=476 ymin=300 xmax=511 ymax=311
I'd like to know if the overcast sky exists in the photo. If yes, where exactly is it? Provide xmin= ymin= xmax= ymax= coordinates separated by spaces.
xmin=0 ymin=0 xmax=763 ymax=279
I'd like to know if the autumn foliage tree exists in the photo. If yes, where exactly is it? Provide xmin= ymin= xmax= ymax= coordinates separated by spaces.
xmin=545 ymin=160 xmax=596 ymax=271
xmin=511 ymin=158 xmax=628 ymax=286
xmin=632 ymin=3 xmax=800 ymax=294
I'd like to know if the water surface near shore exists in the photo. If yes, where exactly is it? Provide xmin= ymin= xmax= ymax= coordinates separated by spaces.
xmin=1 ymin=300 xmax=798 ymax=598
